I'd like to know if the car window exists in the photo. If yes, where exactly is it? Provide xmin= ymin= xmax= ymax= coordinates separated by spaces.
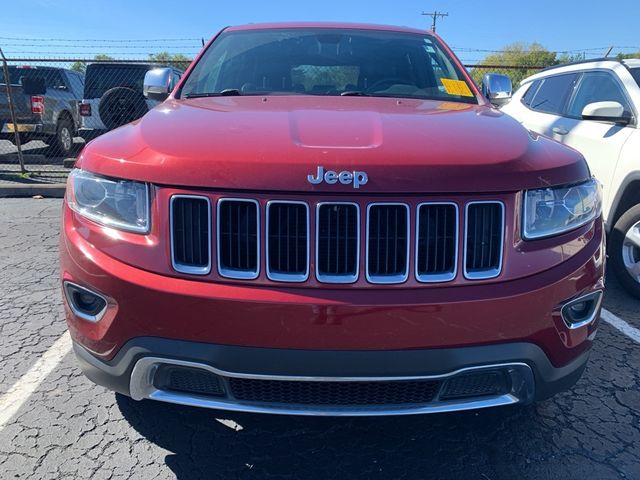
xmin=180 ymin=28 xmax=478 ymax=103
xmin=44 ymin=70 xmax=66 ymax=90
xmin=66 ymin=72 xmax=85 ymax=97
xmin=629 ymin=68 xmax=640 ymax=88
xmin=566 ymin=71 xmax=631 ymax=118
xmin=521 ymin=80 xmax=541 ymax=107
xmin=84 ymin=64 xmax=152 ymax=99
xmin=0 ymin=67 xmax=64 ymax=90
xmin=526 ymin=73 xmax=578 ymax=115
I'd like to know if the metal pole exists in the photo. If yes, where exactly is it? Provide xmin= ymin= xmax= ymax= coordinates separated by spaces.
xmin=0 ymin=48 xmax=26 ymax=174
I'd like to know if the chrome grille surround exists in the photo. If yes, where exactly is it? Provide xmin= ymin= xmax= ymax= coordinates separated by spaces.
xmin=169 ymin=195 xmax=212 ymax=275
xmin=463 ymin=201 xmax=505 ymax=280
xmin=315 ymin=202 xmax=361 ymax=284
xmin=365 ymin=202 xmax=411 ymax=284
xmin=216 ymin=198 xmax=260 ymax=280
xmin=265 ymin=200 xmax=310 ymax=283
xmin=415 ymin=202 xmax=459 ymax=283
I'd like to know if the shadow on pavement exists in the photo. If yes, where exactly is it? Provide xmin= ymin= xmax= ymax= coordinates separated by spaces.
xmin=116 ymin=393 xmax=547 ymax=479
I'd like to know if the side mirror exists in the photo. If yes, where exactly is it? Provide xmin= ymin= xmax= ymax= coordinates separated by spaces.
xmin=22 ymin=76 xmax=47 ymax=95
xmin=582 ymin=101 xmax=631 ymax=125
xmin=143 ymin=68 xmax=173 ymax=101
xmin=481 ymin=73 xmax=512 ymax=107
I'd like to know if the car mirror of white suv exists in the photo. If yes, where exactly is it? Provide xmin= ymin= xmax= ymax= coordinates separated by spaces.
xmin=582 ymin=101 xmax=631 ymax=125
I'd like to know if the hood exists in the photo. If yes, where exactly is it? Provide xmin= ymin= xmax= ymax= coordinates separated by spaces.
xmin=78 ymin=96 xmax=589 ymax=193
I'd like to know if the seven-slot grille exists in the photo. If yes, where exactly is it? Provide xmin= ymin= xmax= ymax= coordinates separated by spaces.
xmin=170 ymin=196 xmax=505 ymax=283
xmin=267 ymin=202 xmax=309 ymax=281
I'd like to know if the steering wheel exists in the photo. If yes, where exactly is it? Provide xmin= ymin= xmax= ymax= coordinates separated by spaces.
xmin=365 ymin=77 xmax=413 ymax=92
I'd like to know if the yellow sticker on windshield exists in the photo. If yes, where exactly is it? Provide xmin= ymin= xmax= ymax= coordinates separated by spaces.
xmin=440 ymin=78 xmax=474 ymax=97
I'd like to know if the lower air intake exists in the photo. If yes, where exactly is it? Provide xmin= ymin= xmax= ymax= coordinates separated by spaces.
xmin=228 ymin=378 xmax=440 ymax=406
xmin=154 ymin=365 xmax=225 ymax=397
xmin=440 ymin=371 xmax=510 ymax=400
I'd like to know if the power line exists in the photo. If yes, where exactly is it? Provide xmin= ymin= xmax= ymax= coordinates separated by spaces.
xmin=421 ymin=11 xmax=448 ymax=33
xmin=0 ymin=36 xmax=202 ymax=43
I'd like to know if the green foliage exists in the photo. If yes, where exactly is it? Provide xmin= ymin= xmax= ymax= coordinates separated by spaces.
xmin=70 ymin=54 xmax=115 ymax=74
xmin=148 ymin=52 xmax=192 ymax=70
xmin=469 ymin=43 xmax=560 ymax=87
xmin=617 ymin=52 xmax=640 ymax=60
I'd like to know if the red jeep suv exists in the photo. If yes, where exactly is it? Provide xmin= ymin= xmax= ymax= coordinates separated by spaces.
xmin=60 ymin=23 xmax=605 ymax=416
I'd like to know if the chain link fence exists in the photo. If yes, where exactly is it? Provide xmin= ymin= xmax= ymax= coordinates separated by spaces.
xmin=0 ymin=53 xmax=544 ymax=183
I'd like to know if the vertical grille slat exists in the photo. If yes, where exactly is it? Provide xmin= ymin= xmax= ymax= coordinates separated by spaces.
xmin=366 ymin=204 xmax=409 ymax=284
xmin=465 ymin=202 xmax=504 ymax=280
xmin=218 ymin=199 xmax=259 ymax=279
xmin=416 ymin=203 xmax=458 ymax=282
xmin=316 ymin=203 xmax=359 ymax=283
xmin=170 ymin=196 xmax=211 ymax=275
xmin=267 ymin=202 xmax=309 ymax=282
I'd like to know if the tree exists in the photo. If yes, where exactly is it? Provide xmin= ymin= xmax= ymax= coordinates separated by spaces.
xmin=70 ymin=54 xmax=115 ymax=74
xmin=148 ymin=52 xmax=192 ymax=71
xmin=617 ymin=52 xmax=640 ymax=60
xmin=469 ymin=43 xmax=558 ymax=87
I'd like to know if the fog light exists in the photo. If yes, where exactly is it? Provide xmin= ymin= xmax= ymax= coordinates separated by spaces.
xmin=560 ymin=291 xmax=603 ymax=329
xmin=63 ymin=282 xmax=108 ymax=322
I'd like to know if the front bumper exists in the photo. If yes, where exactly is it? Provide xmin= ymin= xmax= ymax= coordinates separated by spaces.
xmin=73 ymin=337 xmax=590 ymax=416
xmin=61 ymin=200 xmax=605 ymax=415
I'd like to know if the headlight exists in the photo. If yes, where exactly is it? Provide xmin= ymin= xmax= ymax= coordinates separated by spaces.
xmin=67 ymin=169 xmax=150 ymax=233
xmin=523 ymin=178 xmax=601 ymax=240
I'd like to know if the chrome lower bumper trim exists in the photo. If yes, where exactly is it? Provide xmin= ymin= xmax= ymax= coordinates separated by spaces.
xmin=129 ymin=357 xmax=535 ymax=416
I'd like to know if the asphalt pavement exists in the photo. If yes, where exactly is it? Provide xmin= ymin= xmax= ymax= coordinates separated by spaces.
xmin=0 ymin=198 xmax=638 ymax=480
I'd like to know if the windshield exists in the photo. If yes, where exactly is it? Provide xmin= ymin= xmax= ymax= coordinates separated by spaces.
xmin=180 ymin=28 xmax=478 ymax=103
xmin=630 ymin=68 xmax=640 ymax=88
xmin=84 ymin=64 xmax=151 ymax=99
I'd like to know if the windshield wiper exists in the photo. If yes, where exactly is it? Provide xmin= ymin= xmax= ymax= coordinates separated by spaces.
xmin=340 ymin=91 xmax=370 ymax=96
xmin=185 ymin=88 xmax=241 ymax=98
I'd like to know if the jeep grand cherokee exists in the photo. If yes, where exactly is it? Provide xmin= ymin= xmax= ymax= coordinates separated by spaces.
xmin=60 ymin=23 xmax=605 ymax=416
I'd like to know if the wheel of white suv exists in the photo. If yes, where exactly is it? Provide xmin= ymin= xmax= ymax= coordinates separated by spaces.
xmin=610 ymin=204 xmax=640 ymax=298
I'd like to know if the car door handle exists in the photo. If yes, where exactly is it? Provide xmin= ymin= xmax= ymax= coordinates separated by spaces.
xmin=552 ymin=126 xmax=569 ymax=135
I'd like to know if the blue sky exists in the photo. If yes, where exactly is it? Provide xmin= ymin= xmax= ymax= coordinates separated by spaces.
xmin=1 ymin=0 xmax=639 ymax=63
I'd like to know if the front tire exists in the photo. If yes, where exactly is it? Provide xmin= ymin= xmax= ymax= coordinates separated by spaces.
xmin=610 ymin=204 xmax=640 ymax=298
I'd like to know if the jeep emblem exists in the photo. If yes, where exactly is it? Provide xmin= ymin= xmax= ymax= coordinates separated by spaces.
xmin=307 ymin=166 xmax=368 ymax=189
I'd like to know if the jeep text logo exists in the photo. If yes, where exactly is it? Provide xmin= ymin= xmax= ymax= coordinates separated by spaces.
xmin=307 ymin=166 xmax=368 ymax=189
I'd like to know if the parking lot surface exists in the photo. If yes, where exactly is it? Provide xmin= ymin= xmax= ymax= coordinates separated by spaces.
xmin=0 ymin=198 xmax=639 ymax=480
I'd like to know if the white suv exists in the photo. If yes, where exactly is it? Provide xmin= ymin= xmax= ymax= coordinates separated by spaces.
xmin=502 ymin=58 xmax=640 ymax=297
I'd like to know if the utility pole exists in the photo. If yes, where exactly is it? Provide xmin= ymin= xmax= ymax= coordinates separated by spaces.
xmin=421 ymin=11 xmax=448 ymax=33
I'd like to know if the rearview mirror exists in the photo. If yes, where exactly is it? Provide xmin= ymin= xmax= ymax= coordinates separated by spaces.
xmin=481 ymin=73 xmax=512 ymax=107
xmin=143 ymin=68 xmax=172 ymax=101
xmin=582 ymin=101 xmax=631 ymax=125
xmin=22 ymin=76 xmax=46 ymax=95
